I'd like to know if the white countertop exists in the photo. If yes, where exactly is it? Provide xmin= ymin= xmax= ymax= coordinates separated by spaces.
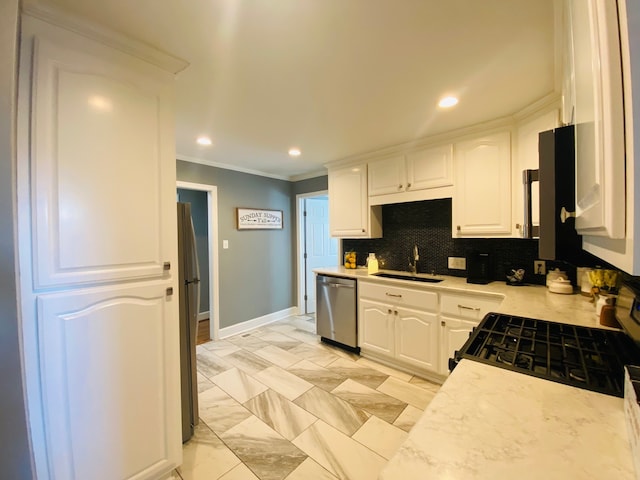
xmin=379 ymin=360 xmax=636 ymax=480
xmin=314 ymin=266 xmax=636 ymax=479
xmin=313 ymin=266 xmax=605 ymax=330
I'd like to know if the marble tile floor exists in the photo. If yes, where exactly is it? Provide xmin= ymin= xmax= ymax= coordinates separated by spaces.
xmin=176 ymin=314 xmax=441 ymax=480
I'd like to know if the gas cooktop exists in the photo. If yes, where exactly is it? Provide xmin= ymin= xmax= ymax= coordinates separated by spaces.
xmin=450 ymin=312 xmax=640 ymax=397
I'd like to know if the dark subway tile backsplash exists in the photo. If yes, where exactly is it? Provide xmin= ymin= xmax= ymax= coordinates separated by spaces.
xmin=343 ymin=198 xmax=545 ymax=285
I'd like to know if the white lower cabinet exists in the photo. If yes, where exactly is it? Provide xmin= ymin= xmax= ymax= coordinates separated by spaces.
xmin=360 ymin=299 xmax=395 ymax=357
xmin=358 ymin=281 xmax=504 ymax=379
xmin=395 ymin=307 xmax=438 ymax=371
xmin=359 ymin=281 xmax=439 ymax=376
xmin=439 ymin=316 xmax=478 ymax=376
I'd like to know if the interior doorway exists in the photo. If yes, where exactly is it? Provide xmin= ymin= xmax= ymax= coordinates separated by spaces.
xmin=296 ymin=191 xmax=339 ymax=314
xmin=176 ymin=181 xmax=220 ymax=341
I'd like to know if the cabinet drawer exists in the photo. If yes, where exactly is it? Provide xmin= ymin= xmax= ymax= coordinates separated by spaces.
xmin=359 ymin=281 xmax=438 ymax=311
xmin=440 ymin=293 xmax=503 ymax=321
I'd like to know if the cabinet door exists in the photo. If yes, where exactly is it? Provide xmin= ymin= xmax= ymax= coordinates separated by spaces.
xmin=453 ymin=132 xmax=512 ymax=236
xmin=328 ymin=164 xmax=369 ymax=237
xmin=359 ymin=299 xmax=394 ymax=357
xmin=571 ymin=0 xmax=625 ymax=238
xmin=406 ymin=144 xmax=453 ymax=191
xmin=29 ymin=35 xmax=175 ymax=288
xmin=36 ymin=282 xmax=180 ymax=480
xmin=368 ymin=155 xmax=406 ymax=196
xmin=439 ymin=316 xmax=477 ymax=375
xmin=395 ymin=307 xmax=438 ymax=372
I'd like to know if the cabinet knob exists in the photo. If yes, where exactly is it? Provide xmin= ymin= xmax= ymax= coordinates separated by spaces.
xmin=407 ymin=183 xmax=412 ymax=188
xmin=388 ymin=309 xmax=392 ymax=314
xmin=166 ymin=287 xmax=173 ymax=296
xmin=515 ymin=223 xmax=521 ymax=229
xmin=362 ymin=228 xmax=365 ymax=232
xmin=163 ymin=261 xmax=171 ymax=270
xmin=398 ymin=184 xmax=403 ymax=190
xmin=441 ymin=320 xmax=446 ymax=326
xmin=394 ymin=310 xmax=398 ymax=315
xmin=456 ymin=225 xmax=461 ymax=231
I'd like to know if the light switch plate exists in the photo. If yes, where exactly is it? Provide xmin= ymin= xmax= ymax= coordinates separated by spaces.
xmin=448 ymin=257 xmax=466 ymax=270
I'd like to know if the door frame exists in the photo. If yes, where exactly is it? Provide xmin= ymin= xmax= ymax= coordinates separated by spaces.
xmin=177 ymin=181 xmax=220 ymax=341
xmin=296 ymin=190 xmax=330 ymax=314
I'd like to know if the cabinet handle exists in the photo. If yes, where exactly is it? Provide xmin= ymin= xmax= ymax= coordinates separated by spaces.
xmin=166 ymin=287 xmax=174 ymax=296
xmin=398 ymin=184 xmax=403 ymax=190
xmin=458 ymin=304 xmax=481 ymax=311
xmin=385 ymin=293 xmax=402 ymax=298
xmin=394 ymin=310 xmax=398 ymax=315
xmin=163 ymin=261 xmax=171 ymax=270
xmin=441 ymin=320 xmax=446 ymax=326
xmin=407 ymin=183 xmax=412 ymax=188
xmin=362 ymin=228 xmax=365 ymax=233
xmin=456 ymin=225 xmax=461 ymax=231
xmin=388 ymin=309 xmax=392 ymax=314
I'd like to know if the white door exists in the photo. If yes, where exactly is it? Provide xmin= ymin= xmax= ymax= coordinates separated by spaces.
xmin=304 ymin=197 xmax=338 ymax=313
xmin=17 ymin=15 xmax=181 ymax=479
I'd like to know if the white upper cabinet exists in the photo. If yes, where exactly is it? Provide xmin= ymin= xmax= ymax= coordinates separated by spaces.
xmin=569 ymin=0 xmax=625 ymax=238
xmin=513 ymin=109 xmax=560 ymax=235
xmin=328 ymin=164 xmax=382 ymax=238
xmin=453 ymin=132 xmax=512 ymax=237
xmin=368 ymin=145 xmax=454 ymax=205
xmin=368 ymin=155 xmax=406 ymax=196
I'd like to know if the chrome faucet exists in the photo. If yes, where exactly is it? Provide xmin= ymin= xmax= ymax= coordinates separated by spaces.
xmin=408 ymin=245 xmax=419 ymax=274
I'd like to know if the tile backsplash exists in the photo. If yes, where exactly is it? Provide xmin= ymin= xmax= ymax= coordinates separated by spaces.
xmin=343 ymin=198 xmax=545 ymax=285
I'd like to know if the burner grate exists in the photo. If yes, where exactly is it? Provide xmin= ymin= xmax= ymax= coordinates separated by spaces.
xmin=456 ymin=313 xmax=640 ymax=397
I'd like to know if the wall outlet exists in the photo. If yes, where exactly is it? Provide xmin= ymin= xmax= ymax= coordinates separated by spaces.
xmin=448 ymin=257 xmax=466 ymax=270
xmin=534 ymin=260 xmax=546 ymax=275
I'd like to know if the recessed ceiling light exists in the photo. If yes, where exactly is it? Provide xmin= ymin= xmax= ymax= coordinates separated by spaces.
xmin=288 ymin=148 xmax=301 ymax=157
xmin=438 ymin=96 xmax=459 ymax=108
xmin=196 ymin=136 xmax=212 ymax=146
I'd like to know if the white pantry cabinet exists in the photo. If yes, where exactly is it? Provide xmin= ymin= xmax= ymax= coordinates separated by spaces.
xmin=368 ymin=145 xmax=454 ymax=205
xmin=328 ymin=164 xmax=382 ymax=238
xmin=453 ymin=132 xmax=512 ymax=237
xmin=568 ymin=0 xmax=625 ymax=239
xmin=16 ymin=10 xmax=186 ymax=480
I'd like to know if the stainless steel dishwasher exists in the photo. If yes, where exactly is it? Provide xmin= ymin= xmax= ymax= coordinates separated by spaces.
xmin=316 ymin=274 xmax=359 ymax=352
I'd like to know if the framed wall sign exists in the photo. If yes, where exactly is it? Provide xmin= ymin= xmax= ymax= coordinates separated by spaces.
xmin=236 ymin=208 xmax=283 ymax=230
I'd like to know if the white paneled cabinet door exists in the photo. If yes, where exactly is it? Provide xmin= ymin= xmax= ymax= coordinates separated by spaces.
xmin=359 ymin=299 xmax=395 ymax=356
xmin=395 ymin=307 xmax=438 ymax=371
xmin=571 ymin=0 xmax=625 ymax=238
xmin=37 ymin=282 xmax=179 ymax=480
xmin=406 ymin=144 xmax=453 ymax=191
xmin=368 ymin=155 xmax=406 ymax=196
xmin=18 ymin=14 xmax=182 ymax=480
xmin=328 ymin=164 xmax=371 ymax=237
xmin=453 ymin=132 xmax=512 ymax=237
xmin=439 ymin=316 xmax=477 ymax=375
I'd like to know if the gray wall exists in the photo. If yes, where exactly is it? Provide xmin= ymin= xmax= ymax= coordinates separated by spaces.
xmin=177 ymin=188 xmax=210 ymax=315
xmin=290 ymin=175 xmax=329 ymax=300
xmin=1 ymin=1 xmax=36 ymax=478
xmin=177 ymin=161 xmax=294 ymax=329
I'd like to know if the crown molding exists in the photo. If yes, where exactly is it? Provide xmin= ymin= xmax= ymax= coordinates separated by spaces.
xmin=22 ymin=0 xmax=189 ymax=74
xmin=289 ymin=170 xmax=327 ymax=182
xmin=176 ymin=154 xmax=292 ymax=181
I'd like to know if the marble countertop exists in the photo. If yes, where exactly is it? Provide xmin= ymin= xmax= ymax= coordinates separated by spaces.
xmin=379 ymin=359 xmax=635 ymax=480
xmin=313 ymin=266 xmax=605 ymax=329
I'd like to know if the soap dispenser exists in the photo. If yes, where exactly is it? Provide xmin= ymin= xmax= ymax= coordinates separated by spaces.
xmin=367 ymin=253 xmax=379 ymax=274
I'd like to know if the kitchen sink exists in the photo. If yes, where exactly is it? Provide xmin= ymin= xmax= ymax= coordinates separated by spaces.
xmin=372 ymin=272 xmax=443 ymax=283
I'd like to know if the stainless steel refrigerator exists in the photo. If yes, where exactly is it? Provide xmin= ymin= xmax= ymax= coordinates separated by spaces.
xmin=177 ymin=202 xmax=200 ymax=443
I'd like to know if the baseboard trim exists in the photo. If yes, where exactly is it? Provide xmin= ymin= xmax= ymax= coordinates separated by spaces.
xmin=219 ymin=307 xmax=298 ymax=339
xmin=197 ymin=311 xmax=209 ymax=322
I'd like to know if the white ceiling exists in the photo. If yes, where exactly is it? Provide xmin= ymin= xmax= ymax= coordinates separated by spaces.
xmin=38 ymin=0 xmax=557 ymax=179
